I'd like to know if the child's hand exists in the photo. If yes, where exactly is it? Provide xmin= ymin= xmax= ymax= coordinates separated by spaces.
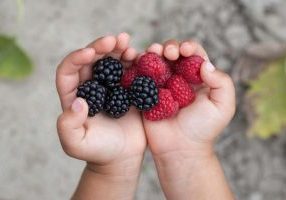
xmin=142 ymin=40 xmax=236 ymax=200
xmin=144 ymin=40 xmax=235 ymax=157
xmin=56 ymin=33 xmax=146 ymax=175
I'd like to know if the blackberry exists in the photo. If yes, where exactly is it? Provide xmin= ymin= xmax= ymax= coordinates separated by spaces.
xmin=92 ymin=56 xmax=123 ymax=88
xmin=104 ymin=87 xmax=130 ymax=118
xmin=130 ymin=76 xmax=159 ymax=111
xmin=76 ymin=80 xmax=107 ymax=117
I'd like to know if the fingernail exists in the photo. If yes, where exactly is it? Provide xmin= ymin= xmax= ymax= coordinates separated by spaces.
xmin=181 ymin=42 xmax=191 ymax=49
xmin=150 ymin=43 xmax=161 ymax=49
xmin=205 ymin=61 xmax=215 ymax=72
xmin=118 ymin=32 xmax=130 ymax=38
xmin=166 ymin=45 xmax=176 ymax=51
xmin=72 ymin=98 xmax=82 ymax=112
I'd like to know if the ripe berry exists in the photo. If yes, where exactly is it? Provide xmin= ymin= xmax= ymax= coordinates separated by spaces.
xmin=93 ymin=56 xmax=123 ymax=88
xmin=121 ymin=66 xmax=138 ymax=89
xmin=174 ymin=55 xmax=204 ymax=84
xmin=143 ymin=89 xmax=179 ymax=121
xmin=130 ymin=76 xmax=159 ymax=111
xmin=76 ymin=80 xmax=107 ymax=117
xmin=137 ymin=53 xmax=171 ymax=87
xmin=166 ymin=75 xmax=196 ymax=108
xmin=104 ymin=87 xmax=130 ymax=118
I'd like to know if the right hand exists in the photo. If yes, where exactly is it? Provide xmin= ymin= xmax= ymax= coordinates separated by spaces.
xmin=56 ymin=33 xmax=146 ymax=174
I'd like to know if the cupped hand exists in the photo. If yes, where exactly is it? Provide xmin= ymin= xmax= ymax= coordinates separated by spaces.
xmin=144 ymin=40 xmax=236 ymax=158
xmin=56 ymin=33 xmax=146 ymax=171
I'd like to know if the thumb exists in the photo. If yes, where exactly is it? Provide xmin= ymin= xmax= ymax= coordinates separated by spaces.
xmin=200 ymin=61 xmax=235 ymax=112
xmin=57 ymin=98 xmax=88 ymax=156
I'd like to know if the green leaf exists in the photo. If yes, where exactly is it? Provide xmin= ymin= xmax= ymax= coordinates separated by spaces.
xmin=247 ymin=56 xmax=286 ymax=139
xmin=0 ymin=35 xmax=33 ymax=79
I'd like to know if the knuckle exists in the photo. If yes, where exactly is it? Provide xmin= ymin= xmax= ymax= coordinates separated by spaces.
xmin=220 ymin=73 xmax=233 ymax=84
xmin=60 ymin=50 xmax=79 ymax=67
xmin=61 ymin=142 xmax=78 ymax=158
xmin=225 ymin=97 xmax=236 ymax=120
xmin=231 ymin=105 xmax=236 ymax=117
xmin=226 ymin=102 xmax=236 ymax=118
xmin=57 ymin=114 xmax=82 ymax=159
xmin=57 ymin=114 xmax=68 ymax=133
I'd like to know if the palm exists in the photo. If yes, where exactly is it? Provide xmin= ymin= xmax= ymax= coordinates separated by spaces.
xmin=144 ymin=86 xmax=221 ymax=155
xmin=83 ymin=108 xmax=145 ymax=164
xmin=57 ymin=35 xmax=146 ymax=165
xmin=143 ymin=40 xmax=235 ymax=157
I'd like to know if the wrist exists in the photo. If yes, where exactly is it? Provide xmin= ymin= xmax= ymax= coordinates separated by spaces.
xmin=153 ymin=140 xmax=215 ymax=164
xmin=86 ymin=154 xmax=144 ymax=180
xmin=153 ymin=142 xmax=216 ymax=182
xmin=153 ymin=147 xmax=233 ymax=200
xmin=73 ymin=158 xmax=143 ymax=200
xmin=73 ymin=155 xmax=144 ymax=200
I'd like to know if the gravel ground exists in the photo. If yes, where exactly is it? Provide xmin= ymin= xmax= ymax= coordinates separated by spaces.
xmin=0 ymin=0 xmax=286 ymax=199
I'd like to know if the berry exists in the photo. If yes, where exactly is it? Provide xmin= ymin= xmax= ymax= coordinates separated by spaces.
xmin=143 ymin=89 xmax=179 ymax=121
xmin=76 ymin=80 xmax=107 ymax=117
xmin=174 ymin=55 xmax=204 ymax=84
xmin=121 ymin=66 xmax=138 ymax=89
xmin=137 ymin=53 xmax=171 ymax=87
xmin=130 ymin=76 xmax=159 ymax=111
xmin=166 ymin=75 xmax=196 ymax=108
xmin=93 ymin=56 xmax=123 ymax=88
xmin=104 ymin=87 xmax=130 ymax=118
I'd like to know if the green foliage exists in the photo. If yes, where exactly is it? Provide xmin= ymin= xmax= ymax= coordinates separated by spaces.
xmin=247 ymin=56 xmax=286 ymax=139
xmin=0 ymin=35 xmax=33 ymax=79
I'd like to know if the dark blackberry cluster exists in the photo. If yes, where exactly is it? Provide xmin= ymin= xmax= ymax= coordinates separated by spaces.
xmin=76 ymin=80 xmax=107 ymax=116
xmin=104 ymin=87 xmax=130 ymax=118
xmin=76 ymin=57 xmax=159 ymax=118
xmin=76 ymin=57 xmax=132 ymax=118
xmin=130 ymin=76 xmax=159 ymax=111
xmin=92 ymin=56 xmax=123 ymax=88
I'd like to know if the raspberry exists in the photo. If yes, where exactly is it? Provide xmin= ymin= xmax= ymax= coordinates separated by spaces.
xmin=93 ymin=56 xmax=123 ymax=88
xmin=121 ymin=66 xmax=138 ymax=89
xmin=104 ymin=87 xmax=130 ymax=118
xmin=137 ymin=53 xmax=171 ymax=87
xmin=166 ymin=75 xmax=196 ymax=108
xmin=174 ymin=55 xmax=204 ymax=84
xmin=76 ymin=80 xmax=107 ymax=117
xmin=143 ymin=89 xmax=179 ymax=121
xmin=130 ymin=76 xmax=159 ymax=111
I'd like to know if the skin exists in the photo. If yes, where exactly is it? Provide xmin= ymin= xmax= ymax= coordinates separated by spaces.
xmin=56 ymin=35 xmax=235 ymax=199
xmin=145 ymin=40 xmax=236 ymax=200
xmin=56 ymin=33 xmax=145 ymax=200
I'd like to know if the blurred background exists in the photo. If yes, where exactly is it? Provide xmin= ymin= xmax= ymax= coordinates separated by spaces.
xmin=0 ymin=0 xmax=286 ymax=199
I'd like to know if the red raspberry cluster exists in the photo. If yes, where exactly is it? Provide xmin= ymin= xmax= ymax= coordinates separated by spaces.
xmin=121 ymin=53 xmax=205 ymax=121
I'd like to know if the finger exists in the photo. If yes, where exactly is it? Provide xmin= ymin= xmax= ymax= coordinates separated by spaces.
xmin=132 ymin=53 xmax=144 ymax=67
xmin=109 ymin=32 xmax=130 ymax=59
xmin=180 ymin=40 xmax=209 ymax=60
xmin=163 ymin=39 xmax=180 ymax=61
xmin=57 ymin=48 xmax=95 ymax=77
xmin=121 ymin=47 xmax=137 ymax=61
xmin=56 ymin=48 xmax=95 ymax=109
xmin=200 ymin=61 xmax=235 ymax=113
xmin=121 ymin=47 xmax=137 ymax=68
xmin=87 ymin=35 xmax=117 ymax=56
xmin=147 ymin=43 xmax=164 ymax=56
xmin=57 ymin=98 xmax=88 ymax=157
xmin=79 ymin=36 xmax=118 ymax=85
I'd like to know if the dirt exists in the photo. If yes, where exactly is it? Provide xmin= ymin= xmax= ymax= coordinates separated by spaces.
xmin=0 ymin=0 xmax=286 ymax=199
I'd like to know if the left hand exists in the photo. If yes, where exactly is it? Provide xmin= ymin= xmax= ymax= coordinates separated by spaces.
xmin=143 ymin=40 xmax=236 ymax=161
